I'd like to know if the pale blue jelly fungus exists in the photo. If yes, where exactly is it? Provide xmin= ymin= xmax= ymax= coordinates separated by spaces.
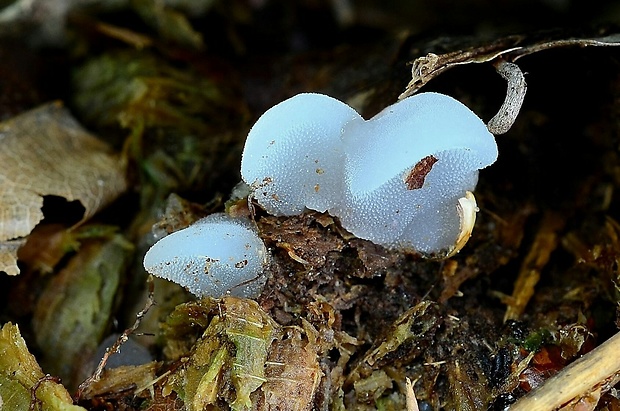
xmin=338 ymin=93 xmax=497 ymax=254
xmin=241 ymin=93 xmax=362 ymax=216
xmin=143 ymin=213 xmax=267 ymax=298
xmin=241 ymin=92 xmax=498 ymax=256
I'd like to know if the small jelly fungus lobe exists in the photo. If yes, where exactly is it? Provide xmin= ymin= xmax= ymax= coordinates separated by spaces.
xmin=143 ymin=213 xmax=268 ymax=297
xmin=241 ymin=93 xmax=362 ymax=216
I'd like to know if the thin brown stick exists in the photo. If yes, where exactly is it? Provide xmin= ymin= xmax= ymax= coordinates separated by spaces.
xmin=73 ymin=275 xmax=155 ymax=402
xmin=510 ymin=331 xmax=620 ymax=411
xmin=399 ymin=33 xmax=620 ymax=99
xmin=30 ymin=374 xmax=61 ymax=411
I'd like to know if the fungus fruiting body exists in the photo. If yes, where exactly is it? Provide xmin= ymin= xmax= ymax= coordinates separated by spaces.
xmin=143 ymin=213 xmax=267 ymax=297
xmin=241 ymin=93 xmax=362 ymax=216
xmin=242 ymin=92 xmax=498 ymax=256
xmin=144 ymin=92 xmax=498 ymax=297
xmin=338 ymin=92 xmax=497 ymax=254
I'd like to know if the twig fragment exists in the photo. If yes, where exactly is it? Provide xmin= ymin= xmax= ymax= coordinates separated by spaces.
xmin=74 ymin=275 xmax=155 ymax=401
xmin=405 ymin=377 xmax=420 ymax=411
xmin=487 ymin=61 xmax=527 ymax=135
xmin=510 ymin=331 xmax=620 ymax=411
xmin=399 ymin=33 xmax=620 ymax=99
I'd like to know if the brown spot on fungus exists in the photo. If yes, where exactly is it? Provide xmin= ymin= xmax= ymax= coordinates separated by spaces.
xmin=235 ymin=259 xmax=248 ymax=268
xmin=404 ymin=155 xmax=438 ymax=190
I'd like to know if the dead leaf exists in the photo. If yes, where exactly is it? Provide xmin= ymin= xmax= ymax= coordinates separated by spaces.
xmin=258 ymin=327 xmax=322 ymax=411
xmin=0 ymin=102 xmax=127 ymax=275
xmin=503 ymin=212 xmax=565 ymax=322
xmin=0 ymin=238 xmax=25 ymax=275
xmin=79 ymin=362 xmax=160 ymax=400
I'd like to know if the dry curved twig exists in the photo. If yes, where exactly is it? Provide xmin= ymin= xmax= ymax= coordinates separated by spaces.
xmin=487 ymin=61 xmax=527 ymax=135
xmin=510 ymin=330 xmax=620 ymax=411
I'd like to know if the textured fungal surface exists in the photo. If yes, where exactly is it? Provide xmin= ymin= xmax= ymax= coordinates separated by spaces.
xmin=143 ymin=213 xmax=268 ymax=297
xmin=242 ymin=92 xmax=498 ymax=255
xmin=241 ymin=93 xmax=363 ymax=216
xmin=340 ymin=93 xmax=497 ymax=254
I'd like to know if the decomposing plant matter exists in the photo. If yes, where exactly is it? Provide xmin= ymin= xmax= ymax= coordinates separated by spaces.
xmin=0 ymin=3 xmax=619 ymax=409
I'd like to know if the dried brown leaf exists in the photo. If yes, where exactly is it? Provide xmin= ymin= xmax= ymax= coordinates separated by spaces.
xmin=0 ymin=238 xmax=25 ymax=275
xmin=0 ymin=102 xmax=127 ymax=275
xmin=79 ymin=362 xmax=160 ymax=400
xmin=257 ymin=327 xmax=322 ymax=411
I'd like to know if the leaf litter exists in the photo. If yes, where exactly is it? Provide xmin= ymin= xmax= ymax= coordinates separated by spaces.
xmin=0 ymin=103 xmax=127 ymax=275
xmin=0 ymin=4 xmax=619 ymax=410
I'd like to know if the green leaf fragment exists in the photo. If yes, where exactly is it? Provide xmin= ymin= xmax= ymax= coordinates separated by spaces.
xmin=225 ymin=305 xmax=274 ymax=410
xmin=0 ymin=322 xmax=86 ymax=411
xmin=353 ymin=370 xmax=393 ymax=403
xmin=32 ymin=234 xmax=134 ymax=389
xmin=163 ymin=297 xmax=278 ymax=411
xmin=192 ymin=346 xmax=228 ymax=410
xmin=131 ymin=0 xmax=206 ymax=49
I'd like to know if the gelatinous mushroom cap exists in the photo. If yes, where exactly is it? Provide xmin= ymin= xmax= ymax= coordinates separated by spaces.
xmin=241 ymin=93 xmax=362 ymax=216
xmin=143 ymin=213 xmax=268 ymax=297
